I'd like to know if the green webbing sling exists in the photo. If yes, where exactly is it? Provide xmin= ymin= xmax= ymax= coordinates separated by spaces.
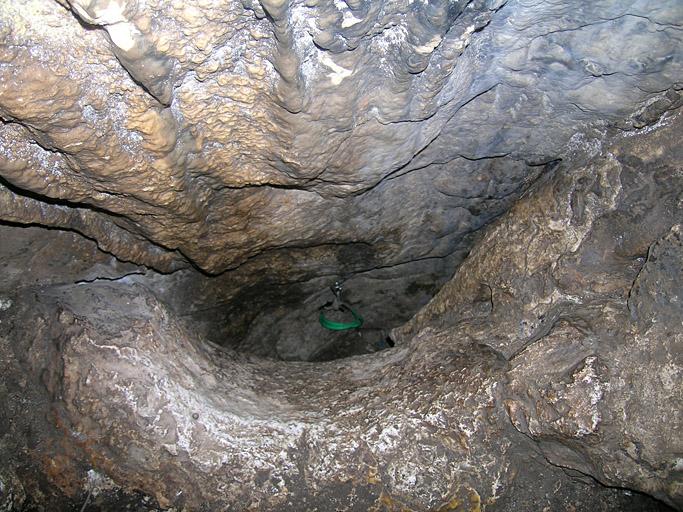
xmin=319 ymin=305 xmax=363 ymax=330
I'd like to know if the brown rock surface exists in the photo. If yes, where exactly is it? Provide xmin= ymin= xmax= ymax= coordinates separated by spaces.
xmin=0 ymin=0 xmax=682 ymax=510
xmin=1 ymin=103 xmax=681 ymax=511
xmin=1 ymin=0 xmax=681 ymax=276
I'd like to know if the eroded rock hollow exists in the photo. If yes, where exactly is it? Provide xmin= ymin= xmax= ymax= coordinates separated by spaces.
xmin=0 ymin=0 xmax=681 ymax=510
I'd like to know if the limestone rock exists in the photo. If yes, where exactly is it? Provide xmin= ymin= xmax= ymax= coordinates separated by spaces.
xmin=0 ymin=0 xmax=682 ymax=510
xmin=1 ymin=0 xmax=681 ymax=276
xmin=396 ymin=113 xmax=683 ymax=508
xmin=0 ymin=98 xmax=680 ymax=512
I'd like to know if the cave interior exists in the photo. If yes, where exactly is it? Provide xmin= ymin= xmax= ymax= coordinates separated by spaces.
xmin=0 ymin=0 xmax=682 ymax=511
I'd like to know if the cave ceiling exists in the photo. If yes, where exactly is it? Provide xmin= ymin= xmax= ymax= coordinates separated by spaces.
xmin=1 ymin=0 xmax=680 ymax=278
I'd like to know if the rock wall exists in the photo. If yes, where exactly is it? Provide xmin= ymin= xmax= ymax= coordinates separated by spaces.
xmin=1 ymin=109 xmax=680 ymax=511
xmin=1 ymin=0 xmax=682 ymax=360
xmin=1 ymin=0 xmax=681 ymax=275
xmin=396 ymin=111 xmax=683 ymax=506
xmin=0 ymin=0 xmax=681 ymax=509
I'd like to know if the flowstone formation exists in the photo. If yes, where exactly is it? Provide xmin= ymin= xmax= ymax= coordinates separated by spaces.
xmin=1 ymin=0 xmax=682 ymax=341
xmin=0 ymin=0 xmax=682 ymax=510
xmin=1 ymin=109 xmax=681 ymax=512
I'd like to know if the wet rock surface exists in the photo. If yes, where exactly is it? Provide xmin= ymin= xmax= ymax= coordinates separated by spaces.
xmin=0 ymin=0 xmax=682 ymax=510
xmin=1 ymin=0 xmax=682 ymax=329
xmin=1 ymin=108 xmax=681 ymax=511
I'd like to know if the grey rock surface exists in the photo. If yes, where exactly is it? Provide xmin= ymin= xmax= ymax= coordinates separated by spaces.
xmin=1 ymin=0 xmax=682 ymax=361
xmin=1 ymin=0 xmax=681 ymax=274
xmin=0 ymin=105 xmax=680 ymax=511
xmin=0 ymin=0 xmax=682 ymax=509
xmin=395 ymin=112 xmax=683 ymax=507
xmin=0 ymin=224 xmax=143 ymax=292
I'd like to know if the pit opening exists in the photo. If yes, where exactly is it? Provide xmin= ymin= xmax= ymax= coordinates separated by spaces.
xmin=123 ymin=259 xmax=454 ymax=362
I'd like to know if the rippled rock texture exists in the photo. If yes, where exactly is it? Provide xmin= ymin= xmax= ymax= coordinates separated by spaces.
xmin=0 ymin=0 xmax=682 ymax=510
xmin=3 ymin=0 xmax=681 ymax=359
xmin=1 ymin=0 xmax=681 ymax=273
xmin=1 ymin=104 xmax=682 ymax=511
